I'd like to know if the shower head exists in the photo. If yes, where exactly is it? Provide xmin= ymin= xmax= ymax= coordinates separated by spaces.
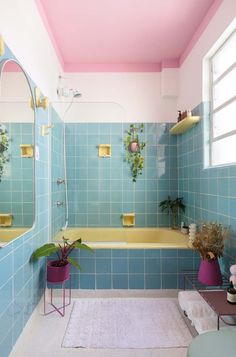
xmin=72 ymin=90 xmax=82 ymax=98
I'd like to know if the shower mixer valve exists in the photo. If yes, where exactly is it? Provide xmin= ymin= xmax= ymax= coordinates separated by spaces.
xmin=57 ymin=178 xmax=65 ymax=184
xmin=56 ymin=201 xmax=64 ymax=207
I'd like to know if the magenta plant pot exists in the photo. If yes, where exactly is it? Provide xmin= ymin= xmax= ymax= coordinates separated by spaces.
xmin=198 ymin=259 xmax=223 ymax=286
xmin=129 ymin=141 xmax=139 ymax=153
xmin=47 ymin=261 xmax=70 ymax=283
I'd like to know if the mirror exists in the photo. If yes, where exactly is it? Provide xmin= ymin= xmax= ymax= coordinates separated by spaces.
xmin=0 ymin=59 xmax=35 ymax=245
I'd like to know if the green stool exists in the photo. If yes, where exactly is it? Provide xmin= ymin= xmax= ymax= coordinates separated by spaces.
xmin=187 ymin=330 xmax=236 ymax=357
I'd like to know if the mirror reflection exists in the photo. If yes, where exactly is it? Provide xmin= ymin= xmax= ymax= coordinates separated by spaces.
xmin=0 ymin=59 xmax=35 ymax=244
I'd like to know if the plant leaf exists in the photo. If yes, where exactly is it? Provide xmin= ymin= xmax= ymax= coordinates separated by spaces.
xmin=67 ymin=257 xmax=81 ymax=270
xmin=31 ymin=243 xmax=59 ymax=260
xmin=74 ymin=241 xmax=94 ymax=253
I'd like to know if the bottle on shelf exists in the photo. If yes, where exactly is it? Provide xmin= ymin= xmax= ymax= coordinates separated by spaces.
xmin=227 ymin=281 xmax=236 ymax=304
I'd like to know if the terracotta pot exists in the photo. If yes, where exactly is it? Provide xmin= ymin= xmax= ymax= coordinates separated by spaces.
xmin=47 ymin=261 xmax=70 ymax=283
xmin=129 ymin=141 xmax=139 ymax=153
xmin=198 ymin=258 xmax=222 ymax=286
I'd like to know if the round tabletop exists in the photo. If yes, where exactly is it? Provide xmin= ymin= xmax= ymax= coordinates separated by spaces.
xmin=187 ymin=330 xmax=236 ymax=357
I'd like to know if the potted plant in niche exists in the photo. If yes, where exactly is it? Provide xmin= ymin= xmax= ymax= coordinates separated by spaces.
xmin=159 ymin=196 xmax=185 ymax=229
xmin=192 ymin=222 xmax=228 ymax=286
xmin=124 ymin=123 xmax=146 ymax=182
xmin=31 ymin=237 xmax=93 ymax=283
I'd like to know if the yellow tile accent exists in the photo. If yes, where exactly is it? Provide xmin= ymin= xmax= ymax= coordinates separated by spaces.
xmin=0 ymin=35 xmax=5 ymax=56
xmin=98 ymin=144 xmax=111 ymax=157
xmin=20 ymin=144 xmax=34 ymax=158
xmin=122 ymin=213 xmax=135 ymax=227
xmin=0 ymin=214 xmax=12 ymax=227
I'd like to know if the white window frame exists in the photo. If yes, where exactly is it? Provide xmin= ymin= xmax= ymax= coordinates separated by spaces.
xmin=209 ymin=29 xmax=236 ymax=167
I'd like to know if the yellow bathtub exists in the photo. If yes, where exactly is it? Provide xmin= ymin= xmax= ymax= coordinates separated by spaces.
xmin=54 ymin=227 xmax=190 ymax=249
xmin=0 ymin=228 xmax=30 ymax=245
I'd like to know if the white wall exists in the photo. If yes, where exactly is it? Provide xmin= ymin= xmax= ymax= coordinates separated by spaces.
xmin=178 ymin=0 xmax=236 ymax=110
xmin=58 ymin=72 xmax=178 ymax=123
xmin=0 ymin=0 xmax=62 ymax=100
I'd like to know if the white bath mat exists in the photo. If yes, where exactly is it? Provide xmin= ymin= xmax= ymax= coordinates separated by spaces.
xmin=62 ymin=298 xmax=192 ymax=349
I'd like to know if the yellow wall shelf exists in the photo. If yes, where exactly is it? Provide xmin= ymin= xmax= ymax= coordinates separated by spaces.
xmin=0 ymin=214 xmax=12 ymax=227
xmin=20 ymin=144 xmax=34 ymax=158
xmin=169 ymin=116 xmax=200 ymax=135
xmin=98 ymin=144 xmax=111 ymax=157
xmin=122 ymin=213 xmax=135 ymax=227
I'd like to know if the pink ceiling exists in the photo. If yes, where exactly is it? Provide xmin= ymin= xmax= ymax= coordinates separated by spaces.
xmin=36 ymin=0 xmax=222 ymax=72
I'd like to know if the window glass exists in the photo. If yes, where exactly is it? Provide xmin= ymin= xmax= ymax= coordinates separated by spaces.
xmin=212 ymin=101 xmax=236 ymax=138
xmin=213 ymin=67 xmax=236 ymax=109
xmin=212 ymin=134 xmax=236 ymax=166
xmin=212 ymin=31 xmax=236 ymax=81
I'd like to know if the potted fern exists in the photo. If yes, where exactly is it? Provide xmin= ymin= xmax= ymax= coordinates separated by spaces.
xmin=31 ymin=237 xmax=93 ymax=283
xmin=159 ymin=196 xmax=185 ymax=229
xmin=124 ymin=123 xmax=146 ymax=182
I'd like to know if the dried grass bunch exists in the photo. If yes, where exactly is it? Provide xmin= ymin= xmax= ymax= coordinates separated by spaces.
xmin=192 ymin=222 xmax=229 ymax=261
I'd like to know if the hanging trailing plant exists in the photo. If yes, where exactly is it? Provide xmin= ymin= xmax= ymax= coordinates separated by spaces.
xmin=124 ymin=123 xmax=146 ymax=182
xmin=0 ymin=125 xmax=9 ymax=181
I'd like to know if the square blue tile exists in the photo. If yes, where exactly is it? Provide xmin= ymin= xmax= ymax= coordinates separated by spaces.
xmin=80 ymin=274 xmax=95 ymax=289
xmin=129 ymin=274 xmax=144 ymax=289
xmin=96 ymin=275 xmax=112 ymax=289
xmin=145 ymin=274 xmax=161 ymax=289
xmin=113 ymin=274 xmax=128 ymax=289
xmin=112 ymin=259 xmax=128 ymax=273
xmin=96 ymin=259 xmax=111 ymax=274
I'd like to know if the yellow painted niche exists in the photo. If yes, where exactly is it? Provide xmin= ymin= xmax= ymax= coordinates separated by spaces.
xmin=98 ymin=144 xmax=111 ymax=157
xmin=122 ymin=213 xmax=135 ymax=227
xmin=0 ymin=214 xmax=12 ymax=227
xmin=20 ymin=144 xmax=34 ymax=158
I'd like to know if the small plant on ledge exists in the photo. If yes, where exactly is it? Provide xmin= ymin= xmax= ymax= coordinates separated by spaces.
xmin=159 ymin=196 xmax=185 ymax=229
xmin=124 ymin=123 xmax=146 ymax=182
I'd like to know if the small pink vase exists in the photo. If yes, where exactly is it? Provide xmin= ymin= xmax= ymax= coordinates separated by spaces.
xmin=47 ymin=261 xmax=70 ymax=283
xmin=198 ymin=259 xmax=223 ymax=286
xmin=129 ymin=141 xmax=139 ymax=153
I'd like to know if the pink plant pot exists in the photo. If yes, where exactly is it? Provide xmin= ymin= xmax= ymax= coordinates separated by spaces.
xmin=47 ymin=261 xmax=70 ymax=283
xmin=129 ymin=141 xmax=139 ymax=153
xmin=198 ymin=259 xmax=223 ymax=286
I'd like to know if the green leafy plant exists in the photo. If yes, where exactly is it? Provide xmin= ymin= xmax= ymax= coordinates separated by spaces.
xmin=31 ymin=237 xmax=93 ymax=270
xmin=192 ymin=222 xmax=228 ymax=261
xmin=124 ymin=123 xmax=146 ymax=182
xmin=0 ymin=125 xmax=9 ymax=182
xmin=159 ymin=196 xmax=185 ymax=229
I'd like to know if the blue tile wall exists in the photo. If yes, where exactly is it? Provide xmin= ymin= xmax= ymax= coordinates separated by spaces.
xmin=0 ymin=123 xmax=34 ymax=226
xmin=0 ymin=45 xmax=49 ymax=356
xmin=50 ymin=107 xmax=65 ymax=237
xmin=67 ymin=247 xmax=199 ymax=290
xmin=177 ymin=102 xmax=236 ymax=275
xmin=65 ymin=123 xmax=177 ymax=227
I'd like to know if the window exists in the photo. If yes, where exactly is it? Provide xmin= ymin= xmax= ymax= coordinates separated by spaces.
xmin=209 ymin=30 xmax=236 ymax=167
